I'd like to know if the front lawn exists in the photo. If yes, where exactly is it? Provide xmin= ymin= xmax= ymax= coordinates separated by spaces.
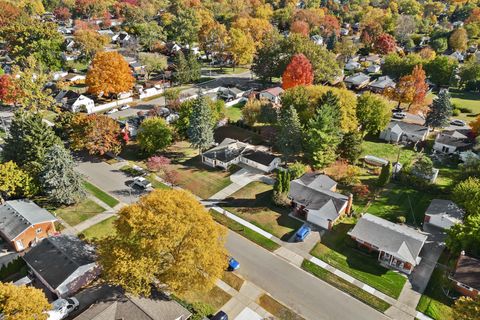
xmin=179 ymin=286 xmax=232 ymax=312
xmin=214 ymin=125 xmax=264 ymax=145
xmin=83 ymin=181 xmax=120 ymax=208
xmin=416 ymin=267 xmax=454 ymax=320
xmin=146 ymin=174 xmax=170 ymax=189
xmin=81 ymin=216 xmax=117 ymax=240
xmin=222 ymin=271 xmax=244 ymax=291
xmin=310 ymin=220 xmax=407 ymax=299
xmin=364 ymin=183 xmax=436 ymax=225
xmin=450 ymin=89 xmax=480 ymax=122
xmin=257 ymin=294 xmax=305 ymax=320
xmin=55 ymin=199 xmax=105 ymax=226
xmin=361 ymin=139 xmax=417 ymax=164
xmin=221 ymin=182 xmax=303 ymax=240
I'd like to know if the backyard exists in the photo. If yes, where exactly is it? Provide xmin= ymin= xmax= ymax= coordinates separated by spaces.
xmin=225 ymin=102 xmax=244 ymax=122
xmin=220 ymin=182 xmax=303 ymax=240
xmin=449 ymin=89 xmax=480 ymax=122
xmin=81 ymin=216 xmax=117 ymax=240
xmin=310 ymin=219 xmax=407 ymax=299
xmin=55 ymin=199 xmax=105 ymax=226
xmin=361 ymin=139 xmax=417 ymax=164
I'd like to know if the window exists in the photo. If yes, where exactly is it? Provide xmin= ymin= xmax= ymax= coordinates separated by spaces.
xmin=36 ymin=228 xmax=42 ymax=234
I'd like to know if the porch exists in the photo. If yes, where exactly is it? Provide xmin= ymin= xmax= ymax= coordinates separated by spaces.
xmin=379 ymin=251 xmax=413 ymax=274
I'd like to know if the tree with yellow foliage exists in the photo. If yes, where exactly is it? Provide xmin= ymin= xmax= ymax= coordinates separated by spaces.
xmin=97 ymin=189 xmax=228 ymax=296
xmin=227 ymin=28 xmax=256 ymax=69
xmin=86 ymin=51 xmax=135 ymax=97
xmin=0 ymin=282 xmax=50 ymax=320
xmin=452 ymin=295 xmax=480 ymax=320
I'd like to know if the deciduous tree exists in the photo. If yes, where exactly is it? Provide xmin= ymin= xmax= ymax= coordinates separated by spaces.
xmin=242 ymin=98 xmax=262 ymax=126
xmin=39 ymin=144 xmax=85 ymax=205
xmin=227 ymin=28 xmax=255 ymax=68
xmin=452 ymin=177 xmax=480 ymax=218
xmin=146 ymin=156 xmax=171 ymax=172
xmin=86 ymin=51 xmax=135 ymax=97
xmin=54 ymin=7 xmax=72 ymax=21
xmin=0 ymin=282 xmax=50 ymax=320
xmin=0 ymin=161 xmax=36 ymax=199
xmin=74 ymin=29 xmax=109 ymax=59
xmin=452 ymin=292 xmax=480 ymax=320
xmin=425 ymin=90 xmax=452 ymax=129
xmin=446 ymin=214 xmax=480 ymax=257
xmin=290 ymin=20 xmax=309 ymax=36
xmin=374 ymin=33 xmax=397 ymax=55
xmin=356 ymin=92 xmax=391 ymax=136
xmin=282 ymin=54 xmax=314 ymax=90
xmin=409 ymin=65 xmax=429 ymax=114
xmin=449 ymin=28 xmax=468 ymax=51
xmin=132 ymin=21 xmax=165 ymax=51
xmin=187 ymin=96 xmax=214 ymax=152
xmin=0 ymin=75 xmax=19 ymax=105
xmin=138 ymin=52 xmax=167 ymax=80
xmin=425 ymin=56 xmax=458 ymax=87
xmin=137 ymin=117 xmax=173 ymax=156
xmin=98 ymin=189 xmax=227 ymax=296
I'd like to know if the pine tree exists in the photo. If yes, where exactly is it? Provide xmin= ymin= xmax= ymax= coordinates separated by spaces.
xmin=339 ymin=132 xmax=363 ymax=164
xmin=327 ymin=33 xmax=337 ymax=51
xmin=188 ymin=96 xmax=214 ymax=152
xmin=39 ymin=144 xmax=85 ymax=205
xmin=187 ymin=53 xmax=201 ymax=82
xmin=276 ymin=105 xmax=303 ymax=160
xmin=425 ymin=90 xmax=453 ymax=129
xmin=3 ymin=112 xmax=60 ymax=173
xmin=174 ymin=51 xmax=190 ymax=84
xmin=304 ymin=91 xmax=343 ymax=169
xmin=377 ymin=162 xmax=392 ymax=186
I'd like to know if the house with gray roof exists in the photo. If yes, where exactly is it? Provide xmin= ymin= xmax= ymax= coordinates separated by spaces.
xmin=348 ymin=213 xmax=428 ymax=274
xmin=288 ymin=173 xmax=352 ymax=230
xmin=450 ymin=252 xmax=480 ymax=298
xmin=23 ymin=235 xmax=99 ymax=297
xmin=424 ymin=199 xmax=464 ymax=230
xmin=73 ymin=292 xmax=191 ymax=320
xmin=344 ymin=72 xmax=371 ymax=90
xmin=379 ymin=120 xmax=429 ymax=143
xmin=202 ymin=138 xmax=280 ymax=173
xmin=368 ymin=76 xmax=395 ymax=93
xmin=433 ymin=129 xmax=473 ymax=154
xmin=0 ymin=200 xmax=57 ymax=252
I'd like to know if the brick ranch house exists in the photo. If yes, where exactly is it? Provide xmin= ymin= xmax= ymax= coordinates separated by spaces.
xmin=450 ymin=252 xmax=480 ymax=298
xmin=0 ymin=200 xmax=57 ymax=252
xmin=288 ymin=173 xmax=352 ymax=230
xmin=348 ymin=213 xmax=427 ymax=274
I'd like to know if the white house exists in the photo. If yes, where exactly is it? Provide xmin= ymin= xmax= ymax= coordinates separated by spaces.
xmin=202 ymin=138 xmax=280 ymax=173
xmin=424 ymin=199 xmax=464 ymax=230
xmin=433 ymin=130 xmax=472 ymax=154
xmin=63 ymin=73 xmax=86 ymax=82
xmin=345 ymin=60 xmax=361 ymax=71
xmin=56 ymin=90 xmax=95 ymax=113
xmin=259 ymin=87 xmax=284 ymax=104
xmin=379 ymin=120 xmax=429 ymax=143
xmin=366 ymin=64 xmax=381 ymax=74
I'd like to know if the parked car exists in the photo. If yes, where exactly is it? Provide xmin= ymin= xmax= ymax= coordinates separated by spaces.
xmin=131 ymin=177 xmax=152 ymax=189
xmin=392 ymin=112 xmax=406 ymax=119
xmin=450 ymin=119 xmax=466 ymax=126
xmin=211 ymin=311 xmax=228 ymax=320
xmin=295 ymin=225 xmax=311 ymax=242
xmin=106 ymin=108 xmax=119 ymax=114
xmin=119 ymin=104 xmax=130 ymax=110
xmin=46 ymin=297 xmax=79 ymax=320
xmin=227 ymin=257 xmax=240 ymax=271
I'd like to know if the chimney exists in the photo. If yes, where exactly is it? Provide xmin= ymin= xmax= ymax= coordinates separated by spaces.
xmin=346 ymin=193 xmax=353 ymax=215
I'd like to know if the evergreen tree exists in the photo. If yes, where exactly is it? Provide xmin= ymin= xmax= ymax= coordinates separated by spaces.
xmin=39 ymin=145 xmax=85 ymax=205
xmin=188 ymin=96 xmax=214 ymax=152
xmin=304 ymin=91 xmax=343 ymax=169
xmin=174 ymin=51 xmax=190 ymax=84
xmin=187 ymin=53 xmax=201 ymax=83
xmin=327 ymin=33 xmax=337 ymax=51
xmin=3 ymin=112 xmax=60 ymax=173
xmin=377 ymin=162 xmax=392 ymax=186
xmin=425 ymin=90 xmax=453 ymax=129
xmin=339 ymin=132 xmax=363 ymax=164
xmin=276 ymin=105 xmax=303 ymax=160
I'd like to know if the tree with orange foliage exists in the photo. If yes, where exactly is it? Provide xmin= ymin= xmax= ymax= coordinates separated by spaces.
xmin=86 ymin=51 xmax=135 ymax=97
xmin=409 ymin=65 xmax=429 ymax=110
xmin=470 ymin=115 xmax=480 ymax=137
xmin=385 ymin=75 xmax=415 ymax=108
xmin=290 ymin=20 xmax=309 ymax=37
xmin=319 ymin=15 xmax=340 ymax=37
xmin=418 ymin=47 xmax=436 ymax=61
xmin=0 ymin=1 xmax=20 ymax=27
xmin=282 ymin=54 xmax=314 ymax=90
xmin=374 ymin=33 xmax=397 ymax=54
xmin=0 ymin=75 xmax=20 ymax=105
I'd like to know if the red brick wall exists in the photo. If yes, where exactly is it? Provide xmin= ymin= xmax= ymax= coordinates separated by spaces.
xmin=12 ymin=222 xmax=56 ymax=251
xmin=453 ymin=283 xmax=480 ymax=298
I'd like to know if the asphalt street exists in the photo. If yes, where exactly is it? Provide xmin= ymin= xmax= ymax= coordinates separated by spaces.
xmin=225 ymin=231 xmax=390 ymax=320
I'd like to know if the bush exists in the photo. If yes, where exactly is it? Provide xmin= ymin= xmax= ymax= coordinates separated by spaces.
xmin=272 ymin=191 xmax=290 ymax=207
xmin=452 ymin=109 xmax=460 ymax=116
xmin=191 ymin=302 xmax=215 ymax=320
xmin=396 ymin=216 xmax=406 ymax=224
xmin=288 ymin=162 xmax=307 ymax=180
xmin=458 ymin=107 xmax=473 ymax=113
xmin=352 ymin=184 xmax=371 ymax=201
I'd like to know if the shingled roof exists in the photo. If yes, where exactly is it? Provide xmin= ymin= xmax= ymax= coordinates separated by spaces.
xmin=451 ymin=254 xmax=480 ymax=291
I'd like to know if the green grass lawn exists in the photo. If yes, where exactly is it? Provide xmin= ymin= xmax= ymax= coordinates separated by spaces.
xmin=55 ymin=199 xmax=105 ymax=226
xmin=82 ymin=216 xmax=117 ymax=240
xmin=416 ymin=267 xmax=454 ymax=320
xmin=146 ymin=174 xmax=170 ymax=189
xmin=450 ymin=89 xmax=480 ymax=122
xmin=361 ymin=139 xmax=417 ymax=164
xmin=364 ymin=183 xmax=436 ymax=225
xmin=179 ymin=286 xmax=232 ymax=312
xmin=310 ymin=220 xmax=407 ymax=299
xmin=221 ymin=182 xmax=303 ymax=240
xmin=211 ymin=210 xmax=280 ymax=251
xmin=202 ymin=66 xmax=250 ymax=75
xmin=258 ymin=294 xmax=305 ymax=320
xmin=302 ymin=260 xmax=391 ymax=312
xmin=83 ymin=181 xmax=120 ymax=208
xmin=225 ymin=102 xmax=245 ymax=122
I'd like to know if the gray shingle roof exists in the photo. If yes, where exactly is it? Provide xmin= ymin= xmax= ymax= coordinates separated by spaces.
xmin=73 ymin=294 xmax=191 ymax=320
xmin=242 ymin=150 xmax=277 ymax=166
xmin=387 ymin=120 xmax=428 ymax=136
xmin=451 ymin=254 xmax=480 ymax=291
xmin=348 ymin=214 xmax=427 ymax=265
xmin=425 ymin=199 xmax=464 ymax=221
xmin=0 ymin=200 xmax=57 ymax=241
xmin=23 ymin=235 xmax=96 ymax=290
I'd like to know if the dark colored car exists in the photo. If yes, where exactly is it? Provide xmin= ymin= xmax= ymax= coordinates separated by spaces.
xmin=211 ymin=311 xmax=228 ymax=320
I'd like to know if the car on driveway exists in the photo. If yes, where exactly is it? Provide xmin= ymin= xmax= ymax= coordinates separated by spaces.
xmin=450 ymin=119 xmax=466 ymax=126
xmin=47 ymin=297 xmax=79 ymax=320
xmin=131 ymin=177 xmax=152 ymax=189
xmin=119 ymin=104 xmax=130 ymax=110
xmin=211 ymin=311 xmax=228 ymax=320
xmin=392 ymin=112 xmax=406 ymax=119
xmin=106 ymin=108 xmax=119 ymax=114
xmin=228 ymin=257 xmax=240 ymax=271
xmin=295 ymin=225 xmax=311 ymax=242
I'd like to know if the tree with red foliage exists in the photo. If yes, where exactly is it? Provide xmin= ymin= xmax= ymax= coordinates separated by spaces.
xmin=0 ymin=75 xmax=20 ymax=105
xmin=163 ymin=169 xmax=180 ymax=186
xmin=54 ymin=7 xmax=72 ymax=21
xmin=74 ymin=19 xmax=99 ymax=31
xmin=374 ymin=33 xmax=397 ymax=54
xmin=282 ymin=54 xmax=314 ymax=90
xmin=290 ymin=20 xmax=309 ymax=37
xmin=0 ymin=1 xmax=20 ymax=27
xmin=101 ymin=11 xmax=112 ymax=28
xmin=147 ymin=155 xmax=171 ymax=172
xmin=360 ymin=22 xmax=383 ymax=47
xmin=320 ymin=15 xmax=340 ymax=36
xmin=409 ymin=65 xmax=429 ymax=115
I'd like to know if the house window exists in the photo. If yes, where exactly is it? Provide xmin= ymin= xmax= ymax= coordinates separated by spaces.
xmin=457 ymin=282 xmax=473 ymax=291
xmin=442 ymin=146 xmax=449 ymax=153
xmin=36 ymin=228 xmax=42 ymax=234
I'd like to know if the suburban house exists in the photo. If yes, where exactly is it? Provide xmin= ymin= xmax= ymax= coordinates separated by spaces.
xmin=288 ymin=173 xmax=352 ymax=230
xmin=368 ymin=76 xmax=396 ymax=93
xmin=23 ymin=235 xmax=99 ymax=298
xmin=311 ymin=35 xmax=323 ymax=46
xmin=217 ymin=87 xmax=245 ymax=101
xmin=202 ymin=138 xmax=280 ymax=173
xmin=63 ymin=73 xmax=86 ymax=83
xmin=450 ymin=252 xmax=480 ymax=298
xmin=112 ymin=32 xmax=131 ymax=45
xmin=73 ymin=292 xmax=191 ymax=320
xmin=424 ymin=199 xmax=464 ymax=230
xmin=348 ymin=213 xmax=428 ymax=274
xmin=366 ymin=64 xmax=381 ymax=74
xmin=0 ymin=200 xmax=57 ymax=252
xmin=379 ymin=120 xmax=429 ymax=143
xmin=433 ymin=130 xmax=473 ymax=154
xmin=259 ymin=87 xmax=284 ymax=105
xmin=344 ymin=73 xmax=370 ymax=89
xmin=55 ymin=90 xmax=95 ymax=113
xmin=345 ymin=60 xmax=361 ymax=71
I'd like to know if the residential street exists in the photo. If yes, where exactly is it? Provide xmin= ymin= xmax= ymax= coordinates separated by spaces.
xmin=225 ymin=231 xmax=390 ymax=320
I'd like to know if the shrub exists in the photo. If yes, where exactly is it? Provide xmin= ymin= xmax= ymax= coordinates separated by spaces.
xmin=288 ymin=162 xmax=307 ymax=180
xmin=272 ymin=191 xmax=290 ymax=207
xmin=396 ymin=216 xmax=406 ymax=224
xmin=452 ymin=108 xmax=460 ymax=116
xmin=352 ymin=184 xmax=371 ymax=201
xmin=458 ymin=107 xmax=473 ymax=113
